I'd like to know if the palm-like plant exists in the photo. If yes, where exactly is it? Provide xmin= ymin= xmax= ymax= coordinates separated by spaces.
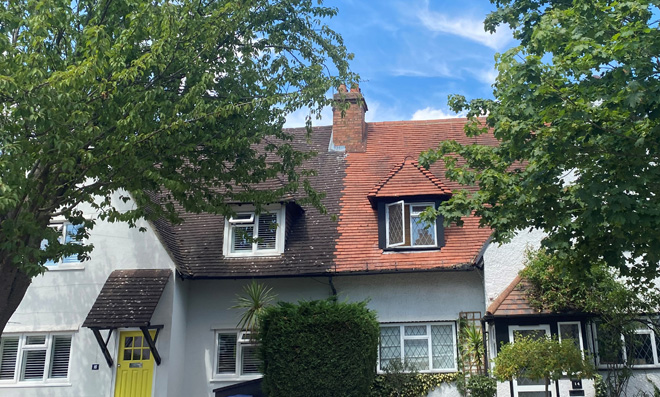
xmin=232 ymin=280 xmax=277 ymax=337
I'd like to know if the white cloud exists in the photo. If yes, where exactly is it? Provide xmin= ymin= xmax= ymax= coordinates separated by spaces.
xmin=283 ymin=106 xmax=333 ymax=128
xmin=417 ymin=3 xmax=513 ymax=51
xmin=411 ymin=107 xmax=464 ymax=120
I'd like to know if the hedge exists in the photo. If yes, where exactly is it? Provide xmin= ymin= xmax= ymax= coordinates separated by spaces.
xmin=259 ymin=298 xmax=379 ymax=397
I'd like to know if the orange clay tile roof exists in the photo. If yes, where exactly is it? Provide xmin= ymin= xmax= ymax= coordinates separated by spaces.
xmin=368 ymin=159 xmax=451 ymax=204
xmin=486 ymin=275 xmax=553 ymax=317
xmin=334 ymin=118 xmax=495 ymax=273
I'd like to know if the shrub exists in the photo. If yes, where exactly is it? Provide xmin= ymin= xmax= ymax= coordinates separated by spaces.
xmin=259 ymin=298 xmax=379 ymax=397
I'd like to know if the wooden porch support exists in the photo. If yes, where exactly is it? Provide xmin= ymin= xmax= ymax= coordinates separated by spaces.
xmin=92 ymin=328 xmax=114 ymax=367
xmin=140 ymin=326 xmax=162 ymax=366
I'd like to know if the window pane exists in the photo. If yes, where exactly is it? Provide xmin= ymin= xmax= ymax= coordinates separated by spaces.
xmin=380 ymin=327 xmax=401 ymax=370
xmin=231 ymin=226 xmax=254 ymax=252
xmin=21 ymin=350 xmax=46 ymax=380
xmin=49 ymin=336 xmax=71 ymax=379
xmin=241 ymin=345 xmax=260 ymax=374
xmin=0 ymin=337 xmax=19 ymax=380
xmin=431 ymin=325 xmax=454 ymax=370
xmin=404 ymin=339 xmax=429 ymax=370
xmin=257 ymin=213 xmax=277 ymax=250
xmin=25 ymin=335 xmax=46 ymax=345
xmin=559 ymin=323 xmax=581 ymax=349
xmin=404 ymin=325 xmax=427 ymax=336
xmin=217 ymin=334 xmax=237 ymax=374
xmin=62 ymin=224 xmax=82 ymax=264
xmin=630 ymin=333 xmax=654 ymax=365
xmin=411 ymin=215 xmax=436 ymax=246
xmin=597 ymin=324 xmax=624 ymax=364
xmin=387 ymin=202 xmax=404 ymax=246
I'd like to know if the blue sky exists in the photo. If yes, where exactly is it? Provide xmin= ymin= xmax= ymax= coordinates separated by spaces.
xmin=284 ymin=0 xmax=516 ymax=127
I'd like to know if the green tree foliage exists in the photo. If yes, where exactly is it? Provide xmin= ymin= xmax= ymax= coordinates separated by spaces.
xmin=0 ymin=0 xmax=356 ymax=335
xmin=493 ymin=335 xmax=594 ymax=397
xmin=259 ymin=298 xmax=379 ymax=397
xmin=420 ymin=0 xmax=660 ymax=283
xmin=232 ymin=280 xmax=277 ymax=337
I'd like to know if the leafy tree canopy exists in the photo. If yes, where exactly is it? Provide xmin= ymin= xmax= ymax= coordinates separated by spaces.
xmin=0 ymin=0 xmax=355 ymax=335
xmin=420 ymin=0 xmax=660 ymax=282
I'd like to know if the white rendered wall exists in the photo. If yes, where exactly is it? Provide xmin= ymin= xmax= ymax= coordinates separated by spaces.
xmin=482 ymin=229 xmax=544 ymax=310
xmin=181 ymin=270 xmax=485 ymax=397
xmin=1 ymin=193 xmax=180 ymax=397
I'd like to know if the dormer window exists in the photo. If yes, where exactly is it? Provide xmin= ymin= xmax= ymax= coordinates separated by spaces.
xmin=385 ymin=201 xmax=437 ymax=248
xmin=224 ymin=206 xmax=285 ymax=257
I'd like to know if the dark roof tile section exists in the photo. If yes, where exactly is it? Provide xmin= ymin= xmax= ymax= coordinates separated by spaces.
xmin=335 ymin=118 xmax=494 ymax=273
xmin=83 ymin=269 xmax=171 ymax=329
xmin=151 ymin=126 xmax=345 ymax=278
xmin=486 ymin=275 xmax=553 ymax=317
xmin=368 ymin=159 xmax=451 ymax=201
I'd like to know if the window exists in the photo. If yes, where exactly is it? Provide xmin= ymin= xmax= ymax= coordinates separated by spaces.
xmin=558 ymin=322 xmax=584 ymax=352
xmin=223 ymin=207 xmax=284 ymax=257
xmin=595 ymin=321 xmax=660 ymax=367
xmin=215 ymin=331 xmax=260 ymax=377
xmin=40 ymin=222 xmax=83 ymax=267
xmin=385 ymin=201 xmax=437 ymax=248
xmin=0 ymin=334 xmax=72 ymax=384
xmin=378 ymin=323 xmax=456 ymax=372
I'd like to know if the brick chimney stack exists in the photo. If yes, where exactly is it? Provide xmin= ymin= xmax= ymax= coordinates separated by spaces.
xmin=332 ymin=83 xmax=368 ymax=152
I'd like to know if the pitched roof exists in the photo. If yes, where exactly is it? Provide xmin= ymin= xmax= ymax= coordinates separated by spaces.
xmin=486 ymin=275 xmax=553 ymax=317
xmin=83 ymin=269 xmax=171 ymax=329
xmin=368 ymin=159 xmax=451 ymax=203
xmin=150 ymin=118 xmax=497 ymax=278
xmin=334 ymin=119 xmax=494 ymax=273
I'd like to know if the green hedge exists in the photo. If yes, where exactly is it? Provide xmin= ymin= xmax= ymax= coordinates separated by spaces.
xmin=259 ymin=298 xmax=379 ymax=397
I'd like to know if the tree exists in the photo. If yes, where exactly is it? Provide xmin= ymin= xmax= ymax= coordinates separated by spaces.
xmin=0 ymin=0 xmax=356 ymax=336
xmin=493 ymin=334 xmax=594 ymax=397
xmin=419 ymin=0 xmax=660 ymax=283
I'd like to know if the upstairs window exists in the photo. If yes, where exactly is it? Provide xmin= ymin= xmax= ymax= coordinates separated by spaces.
xmin=40 ymin=222 xmax=83 ymax=268
xmin=385 ymin=201 xmax=437 ymax=249
xmin=223 ymin=207 xmax=284 ymax=257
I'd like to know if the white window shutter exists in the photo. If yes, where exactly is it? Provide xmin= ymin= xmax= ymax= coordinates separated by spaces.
xmin=217 ymin=334 xmax=237 ymax=374
xmin=0 ymin=337 xmax=19 ymax=380
xmin=386 ymin=201 xmax=405 ymax=247
xmin=21 ymin=350 xmax=46 ymax=380
xmin=49 ymin=336 xmax=71 ymax=379
xmin=257 ymin=213 xmax=278 ymax=250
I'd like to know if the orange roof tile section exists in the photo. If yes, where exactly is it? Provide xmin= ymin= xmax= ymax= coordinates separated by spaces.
xmin=368 ymin=159 xmax=451 ymax=200
xmin=486 ymin=276 xmax=553 ymax=317
xmin=335 ymin=118 xmax=496 ymax=273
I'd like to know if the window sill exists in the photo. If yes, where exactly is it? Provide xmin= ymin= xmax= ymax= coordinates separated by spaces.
xmin=46 ymin=264 xmax=85 ymax=271
xmin=0 ymin=382 xmax=72 ymax=388
xmin=211 ymin=374 xmax=262 ymax=383
xmin=224 ymin=252 xmax=283 ymax=259
xmin=382 ymin=247 xmax=442 ymax=253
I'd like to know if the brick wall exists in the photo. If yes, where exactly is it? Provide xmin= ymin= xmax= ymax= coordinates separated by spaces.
xmin=332 ymin=84 xmax=368 ymax=152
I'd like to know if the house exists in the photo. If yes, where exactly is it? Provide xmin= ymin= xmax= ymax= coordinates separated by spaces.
xmin=0 ymin=85 xmax=562 ymax=397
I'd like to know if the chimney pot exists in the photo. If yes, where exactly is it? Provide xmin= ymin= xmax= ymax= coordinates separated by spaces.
xmin=338 ymin=84 xmax=348 ymax=93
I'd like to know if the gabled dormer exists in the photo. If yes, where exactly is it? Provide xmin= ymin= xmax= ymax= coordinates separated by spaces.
xmin=368 ymin=159 xmax=452 ymax=251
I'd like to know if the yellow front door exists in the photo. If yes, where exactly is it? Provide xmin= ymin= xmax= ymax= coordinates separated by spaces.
xmin=114 ymin=331 xmax=155 ymax=397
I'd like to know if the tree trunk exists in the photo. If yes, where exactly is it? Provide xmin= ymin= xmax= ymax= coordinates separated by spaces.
xmin=0 ymin=257 xmax=32 ymax=337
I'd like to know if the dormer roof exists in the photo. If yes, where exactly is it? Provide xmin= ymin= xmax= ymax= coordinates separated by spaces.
xmin=367 ymin=159 xmax=451 ymax=205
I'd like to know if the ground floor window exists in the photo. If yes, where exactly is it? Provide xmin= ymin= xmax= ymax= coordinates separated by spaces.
xmin=378 ymin=322 xmax=456 ymax=372
xmin=0 ymin=333 xmax=72 ymax=384
xmin=215 ymin=331 xmax=260 ymax=377
xmin=595 ymin=320 xmax=660 ymax=367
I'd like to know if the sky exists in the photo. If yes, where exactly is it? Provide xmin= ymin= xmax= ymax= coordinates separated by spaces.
xmin=284 ymin=0 xmax=516 ymax=128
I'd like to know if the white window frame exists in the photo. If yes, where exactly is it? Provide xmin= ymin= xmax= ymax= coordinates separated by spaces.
xmin=377 ymin=322 xmax=457 ymax=373
xmin=222 ymin=205 xmax=285 ymax=257
xmin=42 ymin=221 xmax=85 ymax=271
xmin=508 ymin=324 xmax=553 ymax=397
xmin=0 ymin=333 xmax=73 ymax=387
xmin=594 ymin=320 xmax=660 ymax=368
xmin=385 ymin=201 xmax=437 ymax=249
xmin=558 ymin=321 xmax=584 ymax=356
xmin=213 ymin=330 xmax=262 ymax=381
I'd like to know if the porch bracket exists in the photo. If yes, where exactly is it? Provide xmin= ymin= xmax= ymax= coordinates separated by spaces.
xmin=140 ymin=326 xmax=162 ymax=365
xmin=92 ymin=328 xmax=114 ymax=367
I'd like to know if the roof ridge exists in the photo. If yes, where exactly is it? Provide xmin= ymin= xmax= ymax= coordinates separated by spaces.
xmin=367 ymin=161 xmax=405 ymax=197
xmin=367 ymin=159 xmax=452 ymax=198
xmin=486 ymin=274 xmax=522 ymax=315
xmin=410 ymin=160 xmax=452 ymax=194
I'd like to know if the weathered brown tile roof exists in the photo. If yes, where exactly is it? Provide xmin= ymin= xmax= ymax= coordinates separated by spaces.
xmin=368 ymin=159 xmax=451 ymax=203
xmin=151 ymin=126 xmax=345 ymax=278
xmin=150 ymin=118 xmax=497 ymax=278
xmin=334 ymin=119 xmax=495 ymax=273
xmin=83 ymin=269 xmax=171 ymax=329
xmin=486 ymin=275 xmax=553 ymax=317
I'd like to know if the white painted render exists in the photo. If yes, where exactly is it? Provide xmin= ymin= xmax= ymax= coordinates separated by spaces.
xmin=1 ymin=195 xmax=179 ymax=397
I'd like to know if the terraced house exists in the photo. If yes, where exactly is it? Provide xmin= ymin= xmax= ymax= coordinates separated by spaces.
xmin=1 ymin=86 xmax=597 ymax=397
